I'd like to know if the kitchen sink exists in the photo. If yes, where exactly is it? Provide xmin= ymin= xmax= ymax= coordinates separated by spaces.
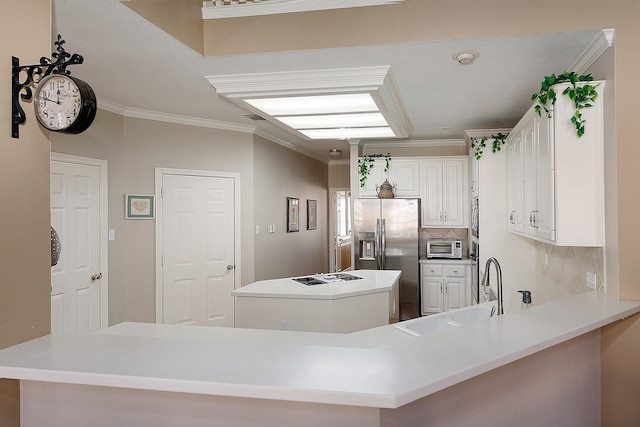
xmin=290 ymin=273 xmax=364 ymax=286
xmin=395 ymin=304 xmax=495 ymax=336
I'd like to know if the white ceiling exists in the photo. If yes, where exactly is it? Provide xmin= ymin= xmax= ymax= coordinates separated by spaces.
xmin=52 ymin=0 xmax=603 ymax=162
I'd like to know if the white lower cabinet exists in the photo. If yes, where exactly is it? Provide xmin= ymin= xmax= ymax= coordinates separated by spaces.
xmin=421 ymin=262 xmax=469 ymax=315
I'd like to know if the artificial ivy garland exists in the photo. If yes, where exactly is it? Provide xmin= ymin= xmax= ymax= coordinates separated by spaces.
xmin=470 ymin=132 xmax=509 ymax=160
xmin=358 ymin=153 xmax=391 ymax=188
xmin=531 ymin=71 xmax=599 ymax=137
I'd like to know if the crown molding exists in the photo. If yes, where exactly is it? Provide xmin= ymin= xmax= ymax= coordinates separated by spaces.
xmin=201 ymin=0 xmax=407 ymax=20
xmin=98 ymin=99 xmax=255 ymax=134
xmin=464 ymin=128 xmax=512 ymax=139
xmin=206 ymin=66 xmax=392 ymax=98
xmin=363 ymin=139 xmax=465 ymax=149
xmin=253 ymin=129 xmax=328 ymax=164
xmin=569 ymin=29 xmax=614 ymax=75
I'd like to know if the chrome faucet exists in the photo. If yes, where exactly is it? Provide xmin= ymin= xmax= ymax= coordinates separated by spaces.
xmin=482 ymin=257 xmax=503 ymax=315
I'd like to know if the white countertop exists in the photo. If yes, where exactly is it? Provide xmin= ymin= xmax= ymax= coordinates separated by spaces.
xmin=420 ymin=258 xmax=472 ymax=264
xmin=0 ymin=292 xmax=638 ymax=409
xmin=231 ymin=269 xmax=400 ymax=299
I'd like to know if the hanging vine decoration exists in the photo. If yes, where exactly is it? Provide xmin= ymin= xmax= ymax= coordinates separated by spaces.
xmin=531 ymin=71 xmax=600 ymax=137
xmin=470 ymin=132 xmax=509 ymax=160
xmin=358 ymin=153 xmax=391 ymax=187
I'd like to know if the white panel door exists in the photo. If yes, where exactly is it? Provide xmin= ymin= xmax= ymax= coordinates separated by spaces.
xmin=162 ymin=174 xmax=235 ymax=327
xmin=50 ymin=160 xmax=103 ymax=333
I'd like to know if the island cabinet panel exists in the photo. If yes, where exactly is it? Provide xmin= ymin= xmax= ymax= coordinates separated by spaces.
xmin=506 ymin=81 xmax=606 ymax=246
xmin=235 ymin=292 xmax=389 ymax=333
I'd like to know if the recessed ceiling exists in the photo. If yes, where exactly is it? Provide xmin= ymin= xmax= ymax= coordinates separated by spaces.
xmin=52 ymin=0 xmax=607 ymax=162
xmin=206 ymin=66 xmax=411 ymax=140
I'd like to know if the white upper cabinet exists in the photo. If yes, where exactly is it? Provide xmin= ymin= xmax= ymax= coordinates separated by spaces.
xmin=358 ymin=159 xmax=420 ymax=198
xmin=390 ymin=159 xmax=421 ymax=197
xmin=421 ymin=157 xmax=468 ymax=227
xmin=506 ymin=81 xmax=606 ymax=246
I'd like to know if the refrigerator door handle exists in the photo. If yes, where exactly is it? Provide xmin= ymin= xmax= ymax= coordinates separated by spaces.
xmin=375 ymin=219 xmax=382 ymax=270
xmin=380 ymin=218 xmax=386 ymax=270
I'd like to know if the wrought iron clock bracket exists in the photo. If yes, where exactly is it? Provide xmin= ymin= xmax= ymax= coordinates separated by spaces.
xmin=11 ymin=35 xmax=85 ymax=138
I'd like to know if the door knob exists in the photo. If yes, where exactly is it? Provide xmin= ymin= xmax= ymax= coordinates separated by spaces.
xmin=226 ymin=265 xmax=234 ymax=270
xmin=91 ymin=273 xmax=102 ymax=281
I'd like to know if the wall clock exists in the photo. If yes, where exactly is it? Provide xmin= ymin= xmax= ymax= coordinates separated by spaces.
xmin=33 ymin=73 xmax=97 ymax=134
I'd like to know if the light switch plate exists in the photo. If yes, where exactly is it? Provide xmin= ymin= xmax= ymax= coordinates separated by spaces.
xmin=586 ymin=272 xmax=597 ymax=290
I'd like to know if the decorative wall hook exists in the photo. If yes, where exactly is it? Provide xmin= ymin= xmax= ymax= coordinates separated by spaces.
xmin=11 ymin=35 xmax=85 ymax=138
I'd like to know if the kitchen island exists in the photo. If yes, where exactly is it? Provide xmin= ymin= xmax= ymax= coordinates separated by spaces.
xmin=0 ymin=292 xmax=639 ymax=427
xmin=232 ymin=269 xmax=401 ymax=332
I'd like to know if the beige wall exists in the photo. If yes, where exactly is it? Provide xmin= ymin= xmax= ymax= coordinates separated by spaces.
xmin=253 ymin=135 xmax=329 ymax=279
xmin=328 ymin=162 xmax=350 ymax=189
xmin=52 ymin=112 xmax=258 ymax=324
xmin=0 ymin=1 xmax=52 ymax=425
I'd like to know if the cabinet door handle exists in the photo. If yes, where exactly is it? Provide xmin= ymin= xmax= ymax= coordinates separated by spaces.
xmin=444 ymin=212 xmax=447 ymax=222
xmin=445 ymin=283 xmax=448 ymax=293
xmin=440 ymin=284 xmax=443 ymax=293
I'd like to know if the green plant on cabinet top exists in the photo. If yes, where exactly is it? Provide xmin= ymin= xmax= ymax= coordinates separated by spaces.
xmin=358 ymin=153 xmax=391 ymax=188
xmin=531 ymin=71 xmax=600 ymax=138
xmin=470 ymin=133 xmax=509 ymax=160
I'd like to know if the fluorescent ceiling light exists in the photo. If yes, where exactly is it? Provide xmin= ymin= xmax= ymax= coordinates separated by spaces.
xmin=245 ymin=94 xmax=378 ymax=116
xmin=276 ymin=112 xmax=388 ymax=129
xmin=206 ymin=66 xmax=412 ymax=140
xmin=300 ymin=127 xmax=396 ymax=139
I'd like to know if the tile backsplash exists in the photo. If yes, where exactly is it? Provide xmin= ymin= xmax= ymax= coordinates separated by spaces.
xmin=534 ymin=241 xmax=604 ymax=301
xmin=420 ymin=228 xmax=469 ymax=258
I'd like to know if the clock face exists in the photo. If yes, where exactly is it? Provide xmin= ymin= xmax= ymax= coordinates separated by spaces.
xmin=34 ymin=74 xmax=97 ymax=134
xmin=34 ymin=74 xmax=83 ymax=131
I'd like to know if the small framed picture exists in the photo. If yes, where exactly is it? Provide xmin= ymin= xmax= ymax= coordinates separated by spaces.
xmin=307 ymin=199 xmax=317 ymax=230
xmin=125 ymin=194 xmax=155 ymax=219
xmin=287 ymin=197 xmax=299 ymax=232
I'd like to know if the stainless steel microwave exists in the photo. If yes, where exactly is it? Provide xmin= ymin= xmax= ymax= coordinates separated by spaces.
xmin=426 ymin=240 xmax=463 ymax=259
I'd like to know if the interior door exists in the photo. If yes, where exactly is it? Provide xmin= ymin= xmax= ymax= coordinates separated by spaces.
xmin=50 ymin=158 xmax=105 ymax=333
xmin=161 ymin=173 xmax=236 ymax=327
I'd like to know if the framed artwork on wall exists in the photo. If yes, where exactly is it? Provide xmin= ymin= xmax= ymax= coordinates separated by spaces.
xmin=125 ymin=194 xmax=155 ymax=219
xmin=307 ymin=199 xmax=317 ymax=230
xmin=287 ymin=197 xmax=299 ymax=232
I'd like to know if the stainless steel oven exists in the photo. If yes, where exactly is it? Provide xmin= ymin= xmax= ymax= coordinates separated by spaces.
xmin=470 ymin=238 xmax=479 ymax=304
xmin=471 ymin=197 xmax=479 ymax=239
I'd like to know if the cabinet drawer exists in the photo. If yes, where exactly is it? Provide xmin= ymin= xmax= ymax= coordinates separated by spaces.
xmin=443 ymin=265 xmax=466 ymax=277
xmin=422 ymin=264 xmax=443 ymax=277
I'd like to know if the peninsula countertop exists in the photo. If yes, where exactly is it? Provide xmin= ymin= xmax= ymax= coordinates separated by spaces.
xmin=0 ymin=292 xmax=638 ymax=409
xmin=231 ymin=269 xmax=401 ymax=299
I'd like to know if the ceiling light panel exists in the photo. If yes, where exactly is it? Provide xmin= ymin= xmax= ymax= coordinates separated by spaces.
xmin=300 ymin=127 xmax=395 ymax=139
xmin=245 ymin=94 xmax=378 ymax=116
xmin=276 ymin=112 xmax=388 ymax=129
xmin=206 ymin=66 xmax=412 ymax=140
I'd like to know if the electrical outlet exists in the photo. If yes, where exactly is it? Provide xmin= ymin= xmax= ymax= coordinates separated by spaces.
xmin=279 ymin=321 xmax=288 ymax=330
xmin=586 ymin=272 xmax=597 ymax=290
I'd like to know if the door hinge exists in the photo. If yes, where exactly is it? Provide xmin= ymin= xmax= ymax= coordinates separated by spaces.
xmin=161 ymin=255 xmax=164 ymax=267
xmin=160 ymin=187 xmax=164 ymax=198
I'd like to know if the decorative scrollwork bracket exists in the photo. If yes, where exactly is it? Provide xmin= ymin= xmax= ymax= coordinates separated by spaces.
xmin=11 ymin=35 xmax=85 ymax=138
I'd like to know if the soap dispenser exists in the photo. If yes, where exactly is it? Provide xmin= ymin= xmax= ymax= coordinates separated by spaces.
xmin=518 ymin=290 xmax=532 ymax=309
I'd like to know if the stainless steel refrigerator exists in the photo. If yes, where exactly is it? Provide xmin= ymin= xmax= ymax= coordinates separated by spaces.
xmin=354 ymin=198 xmax=420 ymax=321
